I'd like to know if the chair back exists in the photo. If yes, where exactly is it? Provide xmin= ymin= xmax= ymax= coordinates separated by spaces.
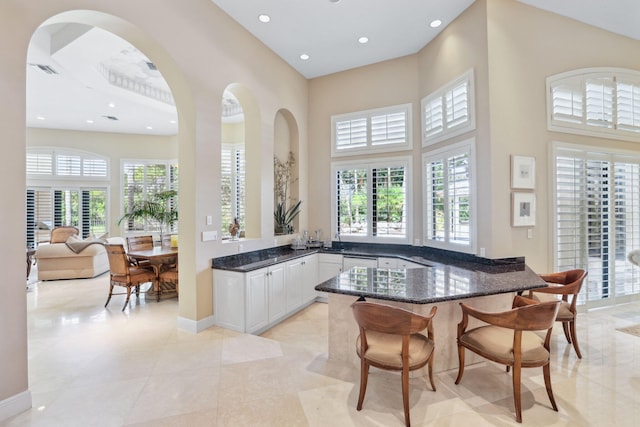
xmin=352 ymin=301 xmax=436 ymax=336
xmin=127 ymin=235 xmax=154 ymax=252
xmin=514 ymin=300 xmax=561 ymax=331
xmin=536 ymin=269 xmax=587 ymax=310
xmin=106 ymin=244 xmax=130 ymax=276
xmin=50 ymin=226 xmax=79 ymax=243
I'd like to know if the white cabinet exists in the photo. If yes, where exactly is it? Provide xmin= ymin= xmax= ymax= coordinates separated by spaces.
xmin=246 ymin=268 xmax=270 ymax=332
xmin=213 ymin=270 xmax=245 ymax=332
xmin=214 ymin=254 xmax=318 ymax=334
xmin=285 ymin=258 xmax=303 ymax=312
xmin=318 ymin=253 xmax=343 ymax=283
xmin=343 ymin=256 xmax=378 ymax=270
xmin=302 ymin=254 xmax=319 ymax=303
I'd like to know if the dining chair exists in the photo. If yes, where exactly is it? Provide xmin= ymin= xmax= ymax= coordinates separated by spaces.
xmin=527 ymin=269 xmax=587 ymax=358
xmin=454 ymin=296 xmax=561 ymax=423
xmin=126 ymin=235 xmax=154 ymax=266
xmin=351 ymin=300 xmax=437 ymax=427
xmin=159 ymin=262 xmax=179 ymax=296
xmin=104 ymin=244 xmax=156 ymax=311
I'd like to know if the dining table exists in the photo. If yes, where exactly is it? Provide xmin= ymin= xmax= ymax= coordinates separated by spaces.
xmin=127 ymin=246 xmax=178 ymax=301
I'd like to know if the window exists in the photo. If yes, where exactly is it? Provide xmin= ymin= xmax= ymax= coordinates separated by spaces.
xmin=221 ymin=143 xmax=246 ymax=239
xmin=331 ymin=104 xmax=412 ymax=156
xmin=421 ymin=69 xmax=475 ymax=146
xmin=332 ymin=157 xmax=410 ymax=243
xmin=553 ymin=143 xmax=640 ymax=307
xmin=423 ymin=139 xmax=475 ymax=252
xmin=121 ymin=160 xmax=178 ymax=234
xmin=26 ymin=187 xmax=107 ymax=247
xmin=548 ymin=68 xmax=640 ymax=142
xmin=27 ymin=148 xmax=108 ymax=178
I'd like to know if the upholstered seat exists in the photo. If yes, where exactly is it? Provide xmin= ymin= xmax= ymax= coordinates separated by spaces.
xmin=352 ymin=300 xmax=437 ymax=427
xmin=105 ymin=244 xmax=156 ymax=311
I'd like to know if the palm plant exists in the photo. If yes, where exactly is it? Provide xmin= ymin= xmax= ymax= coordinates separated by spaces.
xmin=274 ymin=152 xmax=301 ymax=235
xmin=118 ymin=190 xmax=178 ymax=242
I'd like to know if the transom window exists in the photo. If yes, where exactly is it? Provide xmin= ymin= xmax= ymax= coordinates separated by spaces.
xmin=422 ymin=69 xmax=475 ymax=146
xmin=332 ymin=157 xmax=410 ymax=243
xmin=331 ymin=104 xmax=412 ymax=156
xmin=27 ymin=147 xmax=108 ymax=178
xmin=423 ymin=139 xmax=475 ymax=252
xmin=547 ymin=68 xmax=640 ymax=142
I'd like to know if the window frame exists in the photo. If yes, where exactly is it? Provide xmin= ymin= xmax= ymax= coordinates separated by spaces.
xmin=547 ymin=67 xmax=640 ymax=143
xmin=421 ymin=69 xmax=476 ymax=147
xmin=331 ymin=103 xmax=413 ymax=157
xmin=120 ymin=158 xmax=178 ymax=236
xmin=422 ymin=138 xmax=476 ymax=253
xmin=331 ymin=156 xmax=412 ymax=244
xmin=27 ymin=147 xmax=109 ymax=180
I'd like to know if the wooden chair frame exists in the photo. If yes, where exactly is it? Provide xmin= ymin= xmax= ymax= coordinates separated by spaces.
xmin=352 ymin=300 xmax=437 ymax=427
xmin=528 ymin=269 xmax=587 ymax=358
xmin=105 ymin=244 xmax=156 ymax=311
xmin=455 ymin=296 xmax=561 ymax=423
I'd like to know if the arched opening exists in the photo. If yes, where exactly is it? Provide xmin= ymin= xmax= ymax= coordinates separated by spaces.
xmin=273 ymin=109 xmax=301 ymax=235
xmin=24 ymin=11 xmax=196 ymax=318
xmin=221 ymin=83 xmax=261 ymax=240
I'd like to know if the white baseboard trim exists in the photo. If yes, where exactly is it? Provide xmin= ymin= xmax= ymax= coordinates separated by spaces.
xmin=177 ymin=315 xmax=216 ymax=333
xmin=0 ymin=390 xmax=32 ymax=422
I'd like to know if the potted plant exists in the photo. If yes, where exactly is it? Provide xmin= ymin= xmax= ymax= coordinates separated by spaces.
xmin=274 ymin=151 xmax=301 ymax=235
xmin=118 ymin=189 xmax=178 ymax=244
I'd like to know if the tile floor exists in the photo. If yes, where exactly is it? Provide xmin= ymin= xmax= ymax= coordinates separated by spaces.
xmin=2 ymin=272 xmax=640 ymax=426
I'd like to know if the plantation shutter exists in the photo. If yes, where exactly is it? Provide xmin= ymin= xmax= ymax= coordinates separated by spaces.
xmin=336 ymin=168 xmax=368 ymax=236
xmin=551 ymin=81 xmax=583 ymax=124
xmin=445 ymin=80 xmax=469 ymax=129
xmin=26 ymin=151 xmax=52 ymax=175
xmin=585 ymin=77 xmax=614 ymax=128
xmin=448 ymin=152 xmax=470 ymax=244
xmin=423 ymin=98 xmax=444 ymax=139
xmin=616 ymin=79 xmax=640 ymax=133
xmin=371 ymin=111 xmax=406 ymax=146
xmin=81 ymin=191 xmax=91 ymax=238
xmin=83 ymin=158 xmax=108 ymax=177
xmin=371 ymin=166 xmax=406 ymax=237
xmin=26 ymin=190 xmax=35 ymax=249
xmin=425 ymin=159 xmax=445 ymax=241
xmin=56 ymin=154 xmax=82 ymax=176
xmin=335 ymin=118 xmax=367 ymax=150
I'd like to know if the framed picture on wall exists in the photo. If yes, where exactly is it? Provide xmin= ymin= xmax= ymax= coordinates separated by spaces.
xmin=512 ymin=192 xmax=536 ymax=227
xmin=511 ymin=155 xmax=536 ymax=189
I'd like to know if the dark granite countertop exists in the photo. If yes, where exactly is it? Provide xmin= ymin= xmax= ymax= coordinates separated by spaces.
xmin=314 ymin=265 xmax=545 ymax=304
xmin=211 ymin=242 xmax=526 ymax=274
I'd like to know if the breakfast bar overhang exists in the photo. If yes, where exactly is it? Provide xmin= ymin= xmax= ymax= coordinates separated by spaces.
xmin=315 ymin=261 xmax=546 ymax=373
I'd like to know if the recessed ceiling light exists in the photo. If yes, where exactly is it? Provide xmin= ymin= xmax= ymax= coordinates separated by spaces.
xmin=86 ymin=119 xmax=94 ymax=124
xmin=169 ymin=120 xmax=177 ymax=124
xmin=108 ymin=102 xmax=115 ymax=108
xmin=430 ymin=19 xmax=442 ymax=28
xmin=36 ymin=116 xmax=45 ymax=120
xmin=300 ymin=54 xmax=310 ymax=61
xmin=146 ymin=126 xmax=153 ymax=130
xmin=358 ymin=36 xmax=369 ymax=44
xmin=329 ymin=0 xmax=341 ymax=3
xmin=258 ymin=14 xmax=270 ymax=23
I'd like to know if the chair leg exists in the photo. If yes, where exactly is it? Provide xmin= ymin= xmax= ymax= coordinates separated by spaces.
xmin=401 ymin=364 xmax=411 ymax=427
xmin=356 ymin=358 xmax=369 ymax=411
xmin=136 ymin=284 xmax=140 ymax=297
xmin=427 ymin=352 xmax=436 ymax=391
xmin=156 ymin=280 xmax=161 ymax=302
xmin=512 ymin=363 xmax=522 ymax=423
xmin=543 ymin=363 xmax=558 ymax=412
xmin=454 ymin=344 xmax=465 ymax=384
xmin=122 ymin=287 xmax=132 ymax=311
xmin=569 ymin=320 xmax=582 ymax=358
xmin=104 ymin=284 xmax=114 ymax=307
xmin=562 ymin=321 xmax=571 ymax=343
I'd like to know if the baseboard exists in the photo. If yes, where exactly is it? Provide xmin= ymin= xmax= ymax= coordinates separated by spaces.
xmin=177 ymin=314 xmax=216 ymax=333
xmin=0 ymin=390 xmax=32 ymax=422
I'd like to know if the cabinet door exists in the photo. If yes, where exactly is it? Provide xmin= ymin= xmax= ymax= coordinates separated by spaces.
xmin=268 ymin=264 xmax=286 ymax=323
xmin=285 ymin=259 xmax=303 ymax=312
xmin=246 ymin=268 xmax=269 ymax=333
xmin=318 ymin=255 xmax=343 ymax=283
xmin=302 ymin=254 xmax=319 ymax=303
xmin=213 ymin=270 xmax=245 ymax=332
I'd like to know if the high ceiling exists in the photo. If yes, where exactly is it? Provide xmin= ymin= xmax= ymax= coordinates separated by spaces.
xmin=26 ymin=0 xmax=639 ymax=136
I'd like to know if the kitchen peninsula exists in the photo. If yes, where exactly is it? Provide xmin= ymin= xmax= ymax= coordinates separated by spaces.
xmin=315 ymin=253 xmax=546 ymax=373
